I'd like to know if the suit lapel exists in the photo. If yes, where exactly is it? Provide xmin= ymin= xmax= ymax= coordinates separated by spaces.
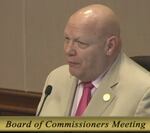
xmin=83 ymin=82 xmax=117 ymax=116
xmin=64 ymin=76 xmax=78 ymax=116
xmin=43 ymin=74 xmax=78 ymax=116
xmin=83 ymin=53 xmax=122 ymax=116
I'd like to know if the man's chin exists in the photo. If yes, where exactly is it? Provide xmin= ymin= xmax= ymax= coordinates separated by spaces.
xmin=69 ymin=68 xmax=81 ymax=78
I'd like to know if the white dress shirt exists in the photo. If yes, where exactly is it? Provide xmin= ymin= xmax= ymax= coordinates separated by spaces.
xmin=71 ymin=73 xmax=106 ymax=116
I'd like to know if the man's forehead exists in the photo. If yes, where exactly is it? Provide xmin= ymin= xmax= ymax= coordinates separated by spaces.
xmin=64 ymin=21 xmax=97 ymax=36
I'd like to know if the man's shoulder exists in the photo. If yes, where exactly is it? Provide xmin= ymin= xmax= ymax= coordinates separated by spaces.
xmin=121 ymin=54 xmax=150 ymax=84
xmin=123 ymin=54 xmax=150 ymax=75
xmin=45 ymin=65 xmax=76 ymax=88
xmin=47 ymin=64 xmax=71 ymax=79
xmin=51 ymin=64 xmax=69 ymax=73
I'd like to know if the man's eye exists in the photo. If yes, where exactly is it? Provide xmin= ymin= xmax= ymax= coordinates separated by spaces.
xmin=64 ymin=37 xmax=70 ymax=43
xmin=76 ymin=41 xmax=90 ymax=49
xmin=65 ymin=37 xmax=70 ymax=40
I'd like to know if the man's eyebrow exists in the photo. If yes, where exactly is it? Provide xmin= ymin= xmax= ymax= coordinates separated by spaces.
xmin=64 ymin=34 xmax=81 ymax=41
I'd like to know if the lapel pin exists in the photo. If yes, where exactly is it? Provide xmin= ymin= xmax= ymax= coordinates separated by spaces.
xmin=103 ymin=93 xmax=111 ymax=101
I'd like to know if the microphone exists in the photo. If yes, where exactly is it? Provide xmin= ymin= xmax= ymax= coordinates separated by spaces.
xmin=37 ymin=85 xmax=52 ymax=116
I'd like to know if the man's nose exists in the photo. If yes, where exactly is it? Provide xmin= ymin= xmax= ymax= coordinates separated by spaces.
xmin=64 ymin=41 xmax=76 ymax=56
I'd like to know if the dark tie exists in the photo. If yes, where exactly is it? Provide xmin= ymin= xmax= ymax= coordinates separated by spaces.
xmin=75 ymin=81 xmax=94 ymax=116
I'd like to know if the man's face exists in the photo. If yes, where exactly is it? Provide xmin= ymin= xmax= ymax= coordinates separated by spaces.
xmin=64 ymin=19 xmax=108 ymax=81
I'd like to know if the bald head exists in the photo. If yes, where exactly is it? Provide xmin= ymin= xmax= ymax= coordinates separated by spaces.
xmin=64 ymin=4 xmax=121 ymax=81
xmin=68 ymin=4 xmax=120 ymax=39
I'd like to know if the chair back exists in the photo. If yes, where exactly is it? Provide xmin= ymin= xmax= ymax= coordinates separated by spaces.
xmin=131 ymin=56 xmax=150 ymax=71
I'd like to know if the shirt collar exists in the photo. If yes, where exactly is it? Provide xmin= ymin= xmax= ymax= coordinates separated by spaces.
xmin=77 ymin=70 xmax=107 ymax=89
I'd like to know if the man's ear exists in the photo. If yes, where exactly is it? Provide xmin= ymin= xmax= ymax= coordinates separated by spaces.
xmin=104 ymin=36 xmax=119 ymax=56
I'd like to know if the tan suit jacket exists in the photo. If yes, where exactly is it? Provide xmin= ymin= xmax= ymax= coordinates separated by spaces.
xmin=37 ymin=53 xmax=150 ymax=116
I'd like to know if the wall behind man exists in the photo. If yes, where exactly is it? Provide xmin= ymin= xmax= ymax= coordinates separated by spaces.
xmin=0 ymin=0 xmax=149 ymax=92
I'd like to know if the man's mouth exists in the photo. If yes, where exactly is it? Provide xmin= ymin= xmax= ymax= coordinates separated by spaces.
xmin=68 ymin=61 xmax=80 ymax=67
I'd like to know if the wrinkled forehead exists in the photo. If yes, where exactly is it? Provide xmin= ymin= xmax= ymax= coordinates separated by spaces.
xmin=64 ymin=13 xmax=102 ymax=37
xmin=64 ymin=19 xmax=104 ymax=45
xmin=64 ymin=19 xmax=99 ymax=40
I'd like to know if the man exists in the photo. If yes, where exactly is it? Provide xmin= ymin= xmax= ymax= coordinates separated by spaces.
xmin=36 ymin=4 xmax=150 ymax=116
